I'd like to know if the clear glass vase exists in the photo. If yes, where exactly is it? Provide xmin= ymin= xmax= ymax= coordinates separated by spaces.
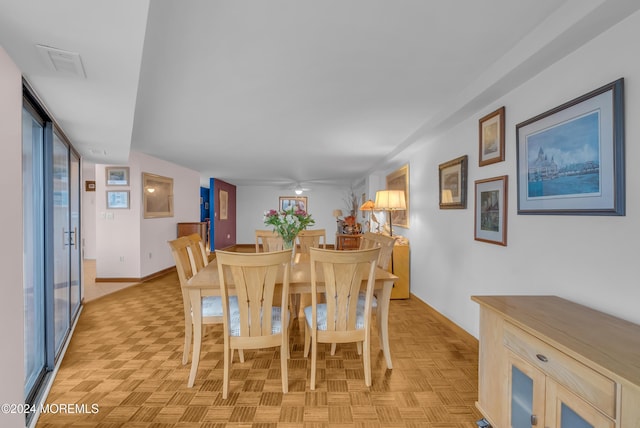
xmin=283 ymin=238 xmax=296 ymax=264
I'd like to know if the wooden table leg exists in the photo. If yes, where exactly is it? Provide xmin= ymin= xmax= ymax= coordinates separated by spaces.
xmin=377 ymin=279 xmax=394 ymax=369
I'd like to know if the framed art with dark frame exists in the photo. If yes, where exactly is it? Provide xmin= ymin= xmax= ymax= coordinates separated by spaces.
xmin=279 ymin=196 xmax=308 ymax=212
xmin=479 ymin=106 xmax=505 ymax=166
xmin=516 ymin=78 xmax=625 ymax=216
xmin=386 ymin=164 xmax=409 ymax=228
xmin=474 ymin=175 xmax=508 ymax=246
xmin=439 ymin=155 xmax=467 ymax=209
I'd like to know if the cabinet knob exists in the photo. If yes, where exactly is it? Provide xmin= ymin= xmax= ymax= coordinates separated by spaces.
xmin=536 ymin=354 xmax=548 ymax=362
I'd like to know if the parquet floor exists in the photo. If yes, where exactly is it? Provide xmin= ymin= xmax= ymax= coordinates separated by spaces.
xmin=37 ymin=269 xmax=482 ymax=427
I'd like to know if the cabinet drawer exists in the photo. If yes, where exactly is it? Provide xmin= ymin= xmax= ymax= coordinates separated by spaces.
xmin=504 ymin=322 xmax=616 ymax=419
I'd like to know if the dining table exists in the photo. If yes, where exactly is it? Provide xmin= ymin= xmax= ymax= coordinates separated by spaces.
xmin=186 ymin=252 xmax=398 ymax=377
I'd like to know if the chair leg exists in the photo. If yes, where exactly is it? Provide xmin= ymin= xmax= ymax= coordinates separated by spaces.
xmin=223 ymin=338 xmax=231 ymax=399
xmin=356 ymin=341 xmax=362 ymax=355
xmin=291 ymin=293 xmax=300 ymax=319
xmin=183 ymin=320 xmax=192 ymax=365
xmin=363 ymin=338 xmax=371 ymax=387
xmin=281 ymin=340 xmax=289 ymax=393
xmin=238 ymin=349 xmax=245 ymax=363
xmin=188 ymin=320 xmax=202 ymax=387
xmin=303 ymin=323 xmax=311 ymax=357
xmin=310 ymin=336 xmax=317 ymax=390
xmin=330 ymin=343 xmax=337 ymax=355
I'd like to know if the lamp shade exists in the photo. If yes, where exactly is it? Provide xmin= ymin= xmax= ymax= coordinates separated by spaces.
xmin=359 ymin=200 xmax=376 ymax=211
xmin=332 ymin=209 xmax=343 ymax=217
xmin=375 ymin=190 xmax=406 ymax=210
xmin=442 ymin=189 xmax=454 ymax=203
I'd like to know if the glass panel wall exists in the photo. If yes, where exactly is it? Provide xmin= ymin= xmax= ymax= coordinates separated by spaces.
xmin=69 ymin=150 xmax=81 ymax=318
xmin=52 ymin=133 xmax=71 ymax=354
xmin=22 ymin=88 xmax=83 ymax=414
xmin=22 ymin=104 xmax=46 ymax=402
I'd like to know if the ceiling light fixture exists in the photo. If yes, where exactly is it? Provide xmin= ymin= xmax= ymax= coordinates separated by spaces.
xmin=294 ymin=185 xmax=303 ymax=195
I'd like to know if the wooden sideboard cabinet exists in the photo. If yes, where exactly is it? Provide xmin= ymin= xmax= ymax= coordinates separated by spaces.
xmin=336 ymin=233 xmax=362 ymax=250
xmin=389 ymin=244 xmax=409 ymax=299
xmin=177 ymin=222 xmax=208 ymax=243
xmin=472 ymin=295 xmax=640 ymax=428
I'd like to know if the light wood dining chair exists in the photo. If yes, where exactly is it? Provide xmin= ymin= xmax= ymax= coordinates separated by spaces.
xmin=168 ymin=236 xmax=240 ymax=388
xmin=186 ymin=233 xmax=209 ymax=269
xmin=296 ymin=229 xmax=326 ymax=253
xmin=303 ymin=247 xmax=380 ymax=390
xmin=330 ymin=232 xmax=396 ymax=355
xmin=216 ymin=249 xmax=292 ymax=399
xmin=255 ymin=229 xmax=284 ymax=252
xmin=357 ymin=232 xmax=396 ymax=317
xmin=359 ymin=232 xmax=396 ymax=270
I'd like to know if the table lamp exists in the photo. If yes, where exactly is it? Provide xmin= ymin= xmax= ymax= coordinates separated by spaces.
xmin=359 ymin=199 xmax=376 ymax=232
xmin=332 ymin=209 xmax=343 ymax=233
xmin=374 ymin=190 xmax=406 ymax=236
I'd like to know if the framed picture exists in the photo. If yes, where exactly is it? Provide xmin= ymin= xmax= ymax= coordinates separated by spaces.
xmin=106 ymin=190 xmax=129 ymax=209
xmin=105 ymin=166 xmax=129 ymax=186
xmin=386 ymin=164 xmax=409 ymax=228
xmin=143 ymin=172 xmax=174 ymax=218
xmin=279 ymin=196 xmax=307 ymax=212
xmin=85 ymin=180 xmax=96 ymax=192
xmin=439 ymin=155 xmax=467 ymax=209
xmin=474 ymin=175 xmax=508 ymax=246
xmin=516 ymin=78 xmax=624 ymax=215
xmin=219 ymin=189 xmax=228 ymax=220
xmin=479 ymin=107 xmax=505 ymax=166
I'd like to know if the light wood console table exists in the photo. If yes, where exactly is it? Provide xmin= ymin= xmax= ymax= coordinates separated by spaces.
xmin=472 ymin=295 xmax=640 ymax=428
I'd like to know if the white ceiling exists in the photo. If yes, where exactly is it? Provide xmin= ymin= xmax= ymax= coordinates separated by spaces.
xmin=2 ymin=0 xmax=638 ymax=188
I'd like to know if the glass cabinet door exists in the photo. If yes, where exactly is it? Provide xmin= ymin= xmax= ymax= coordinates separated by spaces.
xmin=545 ymin=380 xmax=614 ymax=428
xmin=508 ymin=352 xmax=546 ymax=427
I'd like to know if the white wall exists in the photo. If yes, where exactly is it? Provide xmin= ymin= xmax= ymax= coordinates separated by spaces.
xmin=379 ymin=10 xmax=640 ymax=337
xmin=95 ymin=151 xmax=200 ymax=279
xmin=81 ymin=161 xmax=96 ymax=260
xmin=0 ymin=46 xmax=26 ymax=427
xmin=137 ymin=152 xmax=200 ymax=277
xmin=236 ymin=183 xmax=367 ymax=246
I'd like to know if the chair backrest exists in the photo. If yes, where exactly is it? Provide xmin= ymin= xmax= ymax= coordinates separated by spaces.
xmin=216 ymin=249 xmax=292 ymax=338
xmin=186 ymin=233 xmax=208 ymax=269
xmin=255 ymin=229 xmax=284 ymax=252
xmin=168 ymin=236 xmax=197 ymax=285
xmin=297 ymin=229 xmax=326 ymax=253
xmin=359 ymin=232 xmax=396 ymax=270
xmin=168 ymin=236 xmax=200 ymax=318
xmin=309 ymin=247 xmax=380 ymax=333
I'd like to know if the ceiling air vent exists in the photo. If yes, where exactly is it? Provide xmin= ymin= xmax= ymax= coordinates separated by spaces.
xmin=36 ymin=44 xmax=86 ymax=78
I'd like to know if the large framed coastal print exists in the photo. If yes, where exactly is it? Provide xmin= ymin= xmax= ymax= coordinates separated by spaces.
xmin=516 ymin=78 xmax=625 ymax=216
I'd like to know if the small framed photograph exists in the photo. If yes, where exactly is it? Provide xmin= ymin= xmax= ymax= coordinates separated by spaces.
xmin=105 ymin=166 xmax=130 ymax=186
xmin=279 ymin=196 xmax=307 ymax=212
xmin=106 ymin=190 xmax=130 ymax=209
xmin=479 ymin=106 xmax=505 ymax=166
xmin=85 ymin=180 xmax=96 ymax=192
xmin=516 ymin=79 xmax=624 ymax=215
xmin=474 ymin=175 xmax=508 ymax=246
xmin=439 ymin=155 xmax=467 ymax=209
